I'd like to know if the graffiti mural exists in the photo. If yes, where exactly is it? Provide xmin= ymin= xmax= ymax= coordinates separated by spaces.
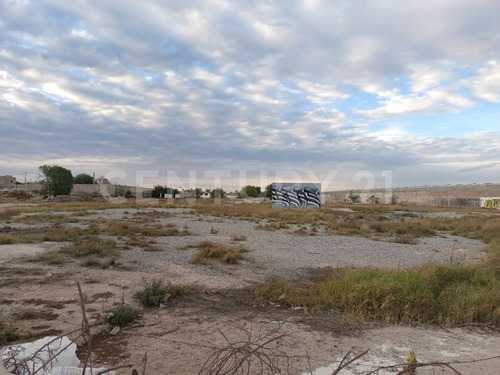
xmin=272 ymin=183 xmax=321 ymax=209
xmin=482 ymin=197 xmax=500 ymax=209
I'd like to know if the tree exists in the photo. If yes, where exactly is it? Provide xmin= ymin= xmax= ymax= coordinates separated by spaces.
xmin=39 ymin=165 xmax=73 ymax=196
xmin=152 ymin=185 xmax=167 ymax=198
xmin=73 ymin=173 xmax=94 ymax=184
xmin=265 ymin=184 xmax=273 ymax=199
xmin=244 ymin=185 xmax=259 ymax=198
xmin=211 ymin=188 xmax=225 ymax=198
xmin=348 ymin=190 xmax=361 ymax=204
xmin=240 ymin=185 xmax=260 ymax=198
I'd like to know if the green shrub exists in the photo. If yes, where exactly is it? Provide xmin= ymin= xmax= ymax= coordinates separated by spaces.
xmin=108 ymin=304 xmax=140 ymax=327
xmin=137 ymin=280 xmax=172 ymax=307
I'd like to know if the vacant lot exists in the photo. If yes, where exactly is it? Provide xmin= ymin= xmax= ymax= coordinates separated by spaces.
xmin=1 ymin=198 xmax=499 ymax=374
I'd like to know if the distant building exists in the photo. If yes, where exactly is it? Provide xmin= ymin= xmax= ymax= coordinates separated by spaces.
xmin=0 ymin=175 xmax=16 ymax=189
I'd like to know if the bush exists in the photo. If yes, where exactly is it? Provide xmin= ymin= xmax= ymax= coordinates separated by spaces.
xmin=137 ymin=280 xmax=172 ymax=307
xmin=73 ymin=173 xmax=94 ymax=184
xmin=108 ymin=304 xmax=140 ymax=327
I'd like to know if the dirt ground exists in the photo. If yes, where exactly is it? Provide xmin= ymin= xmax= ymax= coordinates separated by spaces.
xmin=1 ymin=203 xmax=499 ymax=374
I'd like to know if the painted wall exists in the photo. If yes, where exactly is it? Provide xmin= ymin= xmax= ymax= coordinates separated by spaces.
xmin=481 ymin=197 xmax=500 ymax=209
xmin=272 ymin=183 xmax=321 ymax=209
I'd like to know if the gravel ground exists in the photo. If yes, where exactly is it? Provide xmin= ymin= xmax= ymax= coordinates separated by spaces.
xmin=88 ymin=208 xmax=488 ymax=283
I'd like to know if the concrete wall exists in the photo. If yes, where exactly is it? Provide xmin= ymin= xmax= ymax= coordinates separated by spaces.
xmin=324 ymin=184 xmax=500 ymax=207
xmin=71 ymin=184 xmax=153 ymax=197
xmin=0 ymin=175 xmax=16 ymax=188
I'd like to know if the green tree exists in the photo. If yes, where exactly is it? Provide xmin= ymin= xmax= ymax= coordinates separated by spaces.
xmin=265 ymin=184 xmax=273 ymax=199
xmin=39 ymin=165 xmax=73 ymax=196
xmin=152 ymin=185 xmax=167 ymax=198
xmin=73 ymin=173 xmax=94 ymax=184
xmin=348 ymin=190 xmax=361 ymax=204
xmin=211 ymin=188 xmax=225 ymax=198
xmin=244 ymin=185 xmax=259 ymax=198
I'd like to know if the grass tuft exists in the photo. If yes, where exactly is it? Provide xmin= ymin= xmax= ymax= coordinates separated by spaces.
xmin=191 ymin=241 xmax=249 ymax=265
xmin=0 ymin=234 xmax=15 ymax=244
xmin=60 ymin=237 xmax=118 ymax=258
xmin=31 ymin=250 xmax=67 ymax=265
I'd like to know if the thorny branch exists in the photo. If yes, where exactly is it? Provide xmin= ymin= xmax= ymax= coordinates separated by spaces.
xmin=198 ymin=323 xmax=292 ymax=375
xmin=331 ymin=350 xmax=369 ymax=375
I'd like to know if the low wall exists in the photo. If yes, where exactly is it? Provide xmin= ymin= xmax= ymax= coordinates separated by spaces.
xmin=324 ymin=184 xmax=500 ymax=207
xmin=72 ymin=184 xmax=153 ymax=197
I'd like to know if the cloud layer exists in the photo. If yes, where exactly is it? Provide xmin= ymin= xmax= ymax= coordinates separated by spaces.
xmin=1 ymin=0 xmax=499 ymax=189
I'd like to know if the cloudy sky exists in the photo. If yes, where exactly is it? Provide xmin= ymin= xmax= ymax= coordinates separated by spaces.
xmin=1 ymin=0 xmax=499 ymax=190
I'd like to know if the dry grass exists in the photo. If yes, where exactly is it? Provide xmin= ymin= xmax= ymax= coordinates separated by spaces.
xmin=13 ymin=213 xmax=77 ymax=225
xmin=0 ymin=209 xmax=20 ymax=221
xmin=31 ymin=250 xmax=67 ymax=265
xmin=230 ymin=234 xmax=247 ymax=241
xmin=0 ymin=234 xmax=15 ymax=244
xmin=13 ymin=309 xmax=59 ymax=321
xmin=42 ymin=226 xmax=86 ymax=242
xmin=22 ymin=299 xmax=73 ymax=309
xmin=191 ymin=241 xmax=249 ymax=265
xmin=60 ymin=237 xmax=118 ymax=258
xmin=0 ymin=266 xmax=46 ymax=276
xmin=89 ymin=220 xmax=190 ymax=237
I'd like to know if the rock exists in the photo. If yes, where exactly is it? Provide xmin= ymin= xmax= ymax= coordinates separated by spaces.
xmin=110 ymin=326 xmax=120 ymax=336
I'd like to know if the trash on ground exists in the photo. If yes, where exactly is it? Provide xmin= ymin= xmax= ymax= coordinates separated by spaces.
xmin=1 ymin=335 xmax=115 ymax=375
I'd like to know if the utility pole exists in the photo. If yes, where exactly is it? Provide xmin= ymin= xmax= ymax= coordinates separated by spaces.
xmin=23 ymin=172 xmax=27 ymax=191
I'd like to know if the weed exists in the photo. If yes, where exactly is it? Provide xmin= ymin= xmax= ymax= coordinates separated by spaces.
xmin=192 ymin=241 xmax=249 ymax=265
xmin=42 ymin=227 xmax=84 ymax=242
xmin=231 ymin=235 xmax=247 ymax=241
xmin=210 ymin=227 xmax=219 ymax=234
xmin=92 ymin=221 xmax=189 ymax=237
xmin=246 ymin=264 xmax=500 ymax=326
xmin=31 ymin=250 xmax=67 ymax=265
xmin=108 ymin=304 xmax=140 ymax=327
xmin=394 ymin=234 xmax=418 ymax=245
xmin=0 ymin=209 xmax=20 ymax=221
xmin=22 ymin=299 xmax=71 ymax=309
xmin=0 ymin=234 xmax=15 ymax=244
xmin=80 ymin=256 xmax=108 ymax=268
xmin=0 ymin=266 xmax=45 ymax=276
xmin=0 ymin=326 xmax=20 ymax=344
xmin=13 ymin=309 xmax=59 ymax=321
xmin=60 ymin=237 xmax=118 ymax=258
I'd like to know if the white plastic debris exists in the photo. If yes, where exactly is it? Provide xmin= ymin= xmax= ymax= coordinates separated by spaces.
xmin=2 ymin=336 xmax=115 ymax=375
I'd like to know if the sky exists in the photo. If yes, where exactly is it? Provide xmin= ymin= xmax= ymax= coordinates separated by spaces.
xmin=1 ymin=0 xmax=499 ymax=191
